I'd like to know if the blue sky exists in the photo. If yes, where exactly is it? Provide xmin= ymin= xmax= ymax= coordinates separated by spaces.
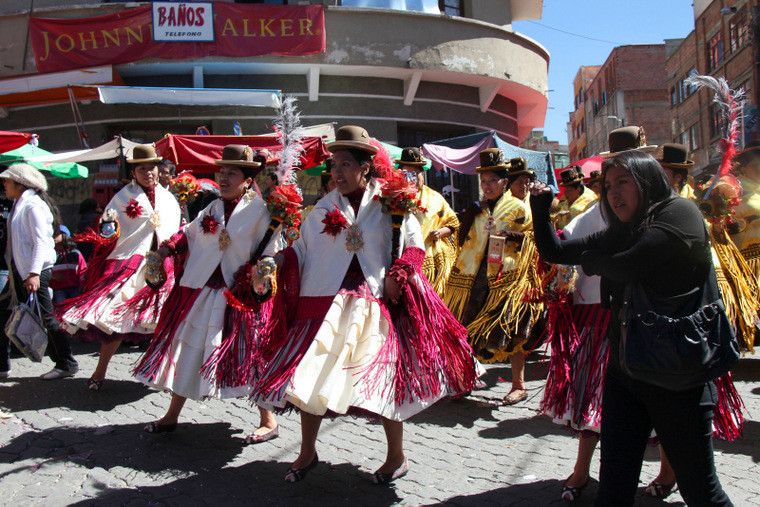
xmin=513 ymin=0 xmax=696 ymax=146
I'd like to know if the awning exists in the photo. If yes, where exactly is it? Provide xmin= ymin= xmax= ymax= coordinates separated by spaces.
xmin=0 ymin=131 xmax=34 ymax=154
xmin=154 ymin=134 xmax=329 ymax=173
xmin=23 ymin=137 xmax=141 ymax=164
xmin=422 ymin=130 xmax=557 ymax=188
xmin=96 ymin=86 xmax=282 ymax=108
xmin=0 ymin=65 xmax=122 ymax=108
xmin=0 ymin=144 xmax=88 ymax=178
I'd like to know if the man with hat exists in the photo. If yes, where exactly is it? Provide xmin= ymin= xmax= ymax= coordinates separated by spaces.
xmin=396 ymin=147 xmax=459 ymax=297
xmin=730 ymin=139 xmax=760 ymax=282
xmin=657 ymin=143 xmax=695 ymax=199
xmin=554 ymin=165 xmax=597 ymax=230
xmin=444 ymin=148 xmax=543 ymax=404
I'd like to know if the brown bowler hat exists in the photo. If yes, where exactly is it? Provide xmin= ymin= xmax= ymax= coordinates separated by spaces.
xmin=326 ymin=125 xmax=378 ymax=154
xmin=599 ymin=126 xmax=658 ymax=158
xmin=505 ymin=157 xmax=534 ymax=178
xmin=127 ymin=144 xmax=162 ymax=164
xmin=587 ymin=170 xmax=603 ymax=184
xmin=559 ymin=165 xmax=584 ymax=187
xmin=214 ymin=144 xmax=262 ymax=168
xmin=395 ymin=147 xmax=427 ymax=167
xmin=656 ymin=143 xmax=694 ymax=173
xmin=475 ymin=148 xmax=509 ymax=173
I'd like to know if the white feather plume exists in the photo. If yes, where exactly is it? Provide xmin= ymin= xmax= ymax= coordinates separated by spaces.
xmin=273 ymin=96 xmax=306 ymax=191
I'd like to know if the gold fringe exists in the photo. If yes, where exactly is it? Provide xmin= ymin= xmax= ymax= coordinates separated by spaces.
xmin=713 ymin=229 xmax=759 ymax=352
xmin=442 ymin=272 xmax=476 ymax=321
xmin=466 ymin=231 xmax=543 ymax=355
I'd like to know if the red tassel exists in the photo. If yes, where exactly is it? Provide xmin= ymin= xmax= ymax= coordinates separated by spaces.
xmin=114 ymin=256 xmax=175 ymax=325
xmin=712 ymin=371 xmax=745 ymax=441
xmin=133 ymin=286 xmax=202 ymax=381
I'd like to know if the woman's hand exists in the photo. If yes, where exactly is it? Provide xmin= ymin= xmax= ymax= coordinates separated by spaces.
xmin=24 ymin=274 xmax=40 ymax=293
xmin=427 ymin=227 xmax=452 ymax=242
xmin=529 ymin=180 xmax=552 ymax=196
xmin=384 ymin=275 xmax=402 ymax=305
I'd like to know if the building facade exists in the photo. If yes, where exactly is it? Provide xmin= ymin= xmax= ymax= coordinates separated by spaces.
xmin=572 ymin=45 xmax=671 ymax=159
xmin=0 ymin=0 xmax=548 ymax=151
xmin=521 ymin=129 xmax=569 ymax=169
xmin=567 ymin=65 xmax=600 ymax=161
xmin=667 ymin=0 xmax=760 ymax=174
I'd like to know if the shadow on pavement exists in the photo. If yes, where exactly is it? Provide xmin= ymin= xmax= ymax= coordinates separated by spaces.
xmin=67 ymin=460 xmax=403 ymax=506
xmin=477 ymin=413 xmax=565 ymax=441
xmin=0 ymin=422 xmax=244 ymax=474
xmin=436 ymin=479 xmax=687 ymax=507
xmin=0 ymin=375 xmax=152 ymax=412
xmin=732 ymin=356 xmax=760 ymax=382
xmin=714 ymin=419 xmax=760 ymax=462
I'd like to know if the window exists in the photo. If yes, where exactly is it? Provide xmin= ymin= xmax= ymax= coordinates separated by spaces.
xmin=602 ymin=90 xmax=607 ymax=106
xmin=708 ymin=32 xmax=724 ymax=70
xmin=729 ymin=12 xmax=749 ymax=53
xmin=438 ymin=0 xmax=463 ymax=16
xmin=710 ymin=104 xmax=722 ymax=139
xmin=687 ymin=68 xmax=698 ymax=95
xmin=671 ymin=86 xmax=679 ymax=105
xmin=689 ymin=123 xmax=700 ymax=150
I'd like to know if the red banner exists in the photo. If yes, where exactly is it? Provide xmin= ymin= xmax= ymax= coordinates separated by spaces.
xmin=30 ymin=4 xmax=325 ymax=73
xmin=154 ymin=134 xmax=329 ymax=173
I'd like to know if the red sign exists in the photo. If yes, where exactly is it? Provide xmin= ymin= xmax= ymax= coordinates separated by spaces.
xmin=30 ymin=4 xmax=325 ymax=73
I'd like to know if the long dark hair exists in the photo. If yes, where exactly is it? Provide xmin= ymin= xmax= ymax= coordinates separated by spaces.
xmin=600 ymin=150 xmax=675 ymax=233
xmin=37 ymin=189 xmax=63 ymax=237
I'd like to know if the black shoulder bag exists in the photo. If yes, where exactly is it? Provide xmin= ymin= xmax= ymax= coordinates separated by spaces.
xmin=618 ymin=226 xmax=741 ymax=391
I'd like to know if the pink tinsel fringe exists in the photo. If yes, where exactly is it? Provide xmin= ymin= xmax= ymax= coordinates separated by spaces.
xmin=56 ymin=255 xmax=141 ymax=326
xmin=132 ymin=285 xmax=201 ymax=381
xmin=114 ymin=256 xmax=175 ymax=325
xmin=712 ymin=371 xmax=745 ymax=441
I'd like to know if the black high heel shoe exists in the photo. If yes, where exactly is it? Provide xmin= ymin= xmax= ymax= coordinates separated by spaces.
xmin=561 ymin=473 xmax=588 ymax=501
xmin=371 ymin=457 xmax=409 ymax=485
xmin=284 ymin=453 xmax=319 ymax=483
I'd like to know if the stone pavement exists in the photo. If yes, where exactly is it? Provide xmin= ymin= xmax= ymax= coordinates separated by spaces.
xmin=1 ymin=341 xmax=758 ymax=506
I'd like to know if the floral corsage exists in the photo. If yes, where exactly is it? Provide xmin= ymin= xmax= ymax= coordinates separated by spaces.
xmin=200 ymin=214 xmax=220 ymax=235
xmin=124 ymin=199 xmax=143 ymax=219
xmin=321 ymin=204 xmax=349 ymax=237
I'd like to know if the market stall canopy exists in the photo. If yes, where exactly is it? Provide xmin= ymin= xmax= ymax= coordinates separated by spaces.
xmin=556 ymin=156 xmax=603 ymax=179
xmin=422 ymin=131 xmax=558 ymax=189
xmin=95 ymin=86 xmax=281 ymax=108
xmin=0 ymin=131 xmax=34 ymax=154
xmin=23 ymin=137 xmax=141 ymax=164
xmin=154 ymin=134 xmax=329 ymax=173
xmin=0 ymin=65 xmax=122 ymax=108
xmin=0 ymin=144 xmax=88 ymax=178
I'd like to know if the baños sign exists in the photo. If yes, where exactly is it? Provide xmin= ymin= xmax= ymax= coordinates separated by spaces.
xmin=152 ymin=2 xmax=215 ymax=42
xmin=30 ymin=3 xmax=325 ymax=73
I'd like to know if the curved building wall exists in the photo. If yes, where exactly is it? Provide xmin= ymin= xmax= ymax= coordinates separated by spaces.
xmin=0 ymin=5 xmax=547 ymax=150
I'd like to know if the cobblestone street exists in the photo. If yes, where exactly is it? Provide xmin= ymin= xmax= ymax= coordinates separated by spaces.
xmin=1 ymin=341 xmax=758 ymax=506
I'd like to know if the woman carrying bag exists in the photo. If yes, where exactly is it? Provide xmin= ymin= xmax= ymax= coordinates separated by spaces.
xmin=0 ymin=163 xmax=78 ymax=379
xmin=529 ymin=149 xmax=737 ymax=506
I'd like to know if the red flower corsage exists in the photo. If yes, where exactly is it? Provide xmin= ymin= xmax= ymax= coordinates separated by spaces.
xmin=124 ymin=199 xmax=143 ymax=219
xmin=321 ymin=204 xmax=349 ymax=237
xmin=201 ymin=214 xmax=220 ymax=234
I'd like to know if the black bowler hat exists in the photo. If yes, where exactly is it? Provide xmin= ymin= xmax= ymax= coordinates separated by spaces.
xmin=656 ymin=143 xmax=694 ymax=174
xmin=395 ymin=147 xmax=427 ymax=167
xmin=600 ymin=126 xmax=658 ymax=158
xmin=559 ymin=165 xmax=584 ymax=187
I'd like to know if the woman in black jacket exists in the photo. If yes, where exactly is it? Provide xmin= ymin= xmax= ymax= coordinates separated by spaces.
xmin=530 ymin=150 xmax=731 ymax=506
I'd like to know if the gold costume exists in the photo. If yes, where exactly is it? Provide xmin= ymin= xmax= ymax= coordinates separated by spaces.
xmin=555 ymin=186 xmax=597 ymax=230
xmin=415 ymin=185 xmax=459 ymax=297
xmin=732 ymin=176 xmax=760 ymax=275
xmin=680 ymin=183 xmax=696 ymax=200
xmin=443 ymin=191 xmax=542 ymax=363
